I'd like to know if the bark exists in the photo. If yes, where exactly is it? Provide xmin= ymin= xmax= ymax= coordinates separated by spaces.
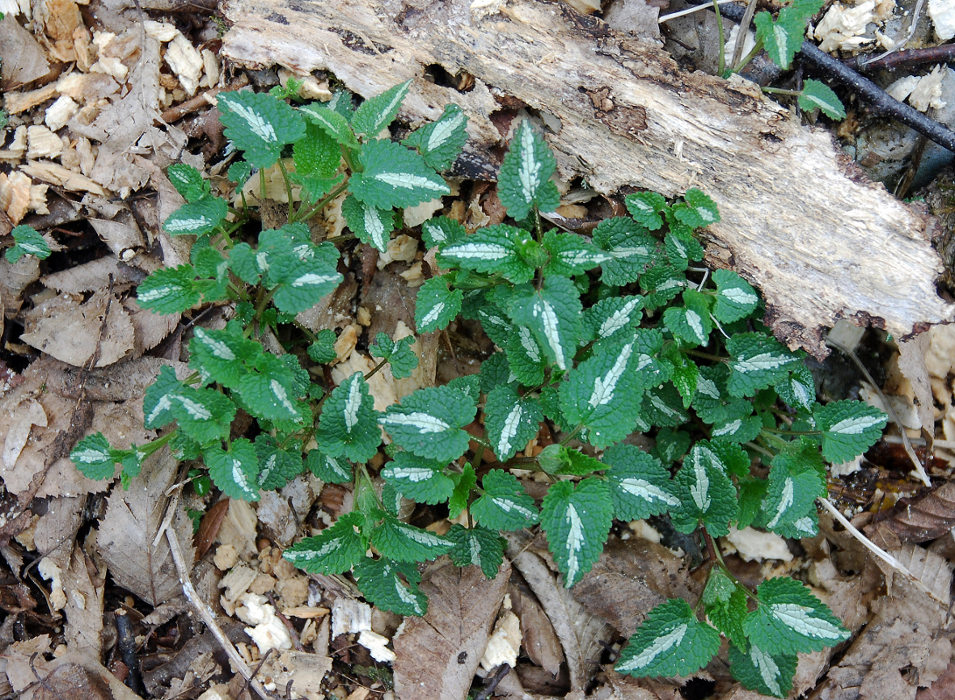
xmin=221 ymin=0 xmax=954 ymax=357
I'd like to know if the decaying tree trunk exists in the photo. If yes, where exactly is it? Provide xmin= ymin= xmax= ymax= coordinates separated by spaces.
xmin=221 ymin=0 xmax=954 ymax=357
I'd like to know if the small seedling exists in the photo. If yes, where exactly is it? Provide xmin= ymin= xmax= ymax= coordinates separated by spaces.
xmin=69 ymin=84 xmax=882 ymax=697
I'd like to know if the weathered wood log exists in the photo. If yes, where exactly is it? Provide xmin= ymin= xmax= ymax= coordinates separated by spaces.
xmin=221 ymin=0 xmax=954 ymax=357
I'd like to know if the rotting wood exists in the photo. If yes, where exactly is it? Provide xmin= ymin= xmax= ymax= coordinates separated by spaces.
xmin=221 ymin=0 xmax=954 ymax=357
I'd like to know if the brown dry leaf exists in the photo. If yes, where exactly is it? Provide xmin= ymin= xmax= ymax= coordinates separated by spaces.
xmin=511 ymin=584 xmax=564 ymax=676
xmin=40 ymin=256 xmax=127 ymax=294
xmin=572 ymin=537 xmax=700 ymax=637
xmin=917 ymin=655 xmax=955 ymax=699
xmin=1 ymin=397 xmax=47 ymax=470
xmin=257 ymin=650 xmax=332 ymax=700
xmin=6 ymin=648 xmax=142 ymax=700
xmin=822 ymin=546 xmax=952 ymax=699
xmin=864 ymin=481 xmax=955 ymax=549
xmin=393 ymin=561 xmax=510 ymax=699
xmin=896 ymin=333 xmax=935 ymax=439
xmin=0 ymin=254 xmax=40 ymax=317
xmin=98 ymin=447 xmax=194 ymax=606
xmin=0 ymin=14 xmax=51 ymax=88
xmin=0 ymin=357 xmax=152 ymax=497
xmin=61 ymin=536 xmax=106 ymax=656
xmin=20 ymin=288 xmax=135 ymax=367
xmin=506 ymin=532 xmax=612 ymax=696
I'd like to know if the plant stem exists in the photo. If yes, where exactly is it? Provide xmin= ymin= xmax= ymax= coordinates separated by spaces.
xmin=364 ymin=358 xmax=388 ymax=382
xmin=712 ymin=0 xmax=726 ymax=76
xmin=277 ymin=158 xmax=296 ymax=220
xmin=731 ymin=41 xmax=763 ymax=74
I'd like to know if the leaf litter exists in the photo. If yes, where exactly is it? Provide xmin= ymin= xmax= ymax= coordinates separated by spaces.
xmin=1 ymin=0 xmax=955 ymax=698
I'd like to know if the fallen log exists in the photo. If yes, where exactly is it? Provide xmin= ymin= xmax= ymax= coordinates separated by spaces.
xmin=221 ymin=0 xmax=954 ymax=357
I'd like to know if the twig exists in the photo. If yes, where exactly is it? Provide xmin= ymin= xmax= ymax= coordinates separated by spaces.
xmin=730 ymin=0 xmax=759 ymax=71
xmin=846 ymin=43 xmax=955 ymax=73
xmin=819 ymin=497 xmax=948 ymax=607
xmin=707 ymin=1 xmax=955 ymax=153
xmin=856 ymin=0 xmax=926 ymax=68
xmin=826 ymin=337 xmax=931 ymax=487
xmin=165 ymin=527 xmax=272 ymax=700
xmin=115 ymin=608 xmax=145 ymax=696
xmin=659 ymin=0 xmax=737 ymax=23
xmin=160 ymin=76 xmax=250 ymax=123
xmin=474 ymin=664 xmax=511 ymax=700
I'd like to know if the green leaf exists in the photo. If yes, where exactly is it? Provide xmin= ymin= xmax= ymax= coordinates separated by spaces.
xmin=592 ymin=217 xmax=656 ymax=286
xmin=540 ymin=477 xmax=612 ymax=587
xmin=414 ymin=275 xmax=462 ymax=333
xmin=703 ymin=567 xmax=748 ymax=648
xmin=743 ymin=577 xmax=850 ymax=654
xmin=776 ymin=363 xmax=815 ymax=412
xmin=674 ymin=188 xmax=720 ymax=228
xmin=421 ymin=216 xmax=467 ymax=248
xmin=471 ymin=469 xmax=539 ymax=531
xmin=541 ymin=230 xmax=610 ymax=277
xmin=316 ymin=372 xmax=380 ymax=462
xmin=137 ymin=265 xmax=202 ymax=314
xmin=403 ymin=103 xmax=468 ymax=170
xmin=664 ymin=230 xmax=704 ymax=269
xmin=726 ymin=332 xmax=803 ymax=397
xmin=350 ymin=139 xmax=450 ymax=209
xmin=298 ymin=102 xmax=358 ymax=148
xmin=447 ymin=524 xmax=506 ymax=578
xmin=353 ymin=558 xmax=427 ymax=616
xmin=711 ymin=413 xmax=763 ymax=444
xmin=305 ymin=449 xmax=353 ymax=484
xmin=615 ymin=599 xmax=721 ymax=677
xmin=293 ymin=121 xmax=341 ymax=177
xmin=254 ymin=437 xmax=303 ymax=490
xmin=351 ymin=80 xmax=411 ymax=137
xmin=448 ymin=462 xmax=476 ymax=519
xmin=502 ymin=325 xmax=548 ymax=385
xmin=205 ymin=439 xmax=260 ymax=501
xmin=268 ymin=240 xmax=344 ymax=314
xmin=813 ymin=400 xmax=887 ymax=463
xmin=342 ymin=194 xmax=395 ymax=252
xmin=484 ymin=385 xmax=543 ymax=462
xmin=378 ymin=385 xmax=476 ymax=462
xmin=558 ymin=336 xmax=646 ymax=448
xmin=437 ymin=224 xmax=536 ymax=284
xmin=507 ymin=276 xmax=581 ymax=372
xmin=189 ymin=326 xmax=258 ymax=390
xmin=668 ymin=352 xmax=699 ymax=409
xmin=754 ymin=9 xmax=805 ymax=70
xmin=167 ymin=164 xmax=210 ymax=202
xmin=640 ymin=384 xmax=689 ymax=428
xmin=5 ymin=225 xmax=50 ymax=263
xmin=372 ymin=514 xmax=453 ymax=563
xmin=663 ymin=289 xmax=713 ymax=346
xmin=640 ymin=261 xmax=687 ymax=310
xmin=228 ymin=243 xmax=260 ymax=285
xmin=584 ymin=295 xmax=644 ymax=343
xmin=227 ymin=160 xmax=252 ymax=187
xmin=284 ymin=512 xmax=367 ymax=574
xmin=712 ymin=269 xmax=759 ymax=323
xmin=761 ymin=439 xmax=826 ymax=538
xmin=71 ymin=433 xmax=116 ymax=480
xmin=307 ymin=329 xmax=339 ymax=364
xmin=369 ymin=332 xmax=419 ymax=379
xmin=603 ymin=444 xmax=680 ymax=521
xmin=797 ymin=79 xmax=846 ymax=119
xmin=292 ymin=172 xmax=345 ymax=206
xmin=671 ymin=441 xmax=739 ymax=536
xmin=624 ymin=191 xmax=667 ymax=230
xmin=497 ymin=119 xmax=560 ymax=219
xmin=537 ymin=444 xmax=604 ymax=476
xmin=729 ymin=643 xmax=797 ymax=698
xmin=217 ymin=90 xmax=306 ymax=169
xmin=381 ymin=452 xmax=454 ymax=504
xmin=653 ymin=427 xmax=691 ymax=464
xmin=235 ymin=352 xmax=309 ymax=424
xmin=143 ymin=366 xmax=235 ymax=443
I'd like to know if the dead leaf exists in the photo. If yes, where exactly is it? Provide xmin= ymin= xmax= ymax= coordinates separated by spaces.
xmin=572 ymin=537 xmax=700 ymax=637
xmin=393 ymin=561 xmax=510 ymax=700
xmin=506 ymin=532 xmax=612 ymax=695
xmin=62 ymin=536 xmax=106 ymax=656
xmin=20 ymin=288 xmax=135 ymax=367
xmin=40 ymin=256 xmax=127 ymax=294
xmin=823 ymin=546 xmax=952 ymax=699
xmin=511 ymin=584 xmax=564 ymax=676
xmin=6 ymin=649 xmax=142 ymax=700
xmin=864 ymin=481 xmax=955 ymax=549
xmin=0 ymin=14 xmax=51 ymax=88
xmin=897 ymin=333 xmax=935 ymax=439
xmin=2 ymin=398 xmax=47 ymax=469
xmin=98 ymin=447 xmax=194 ymax=606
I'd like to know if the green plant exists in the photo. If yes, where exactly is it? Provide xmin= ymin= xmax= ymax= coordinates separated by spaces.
xmin=5 ymin=224 xmax=50 ymax=263
xmin=68 ymin=84 xmax=885 ymax=697
xmin=721 ymin=0 xmax=846 ymax=120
